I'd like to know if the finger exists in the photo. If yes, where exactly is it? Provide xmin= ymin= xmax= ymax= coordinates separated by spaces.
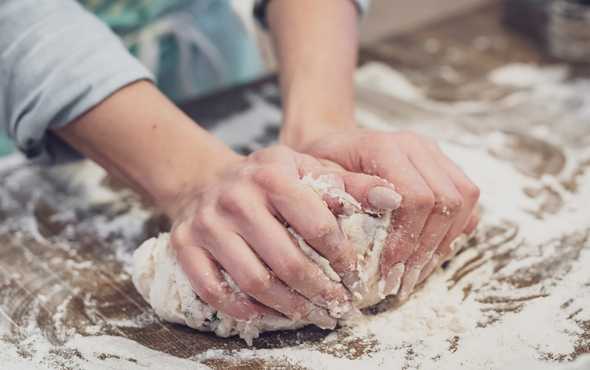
xmin=339 ymin=172 xmax=402 ymax=212
xmin=178 ymin=220 xmax=337 ymax=328
xmin=416 ymin=150 xmax=481 ymax=284
xmin=423 ymin=147 xmax=480 ymax=267
xmin=297 ymin=152 xmax=402 ymax=213
xmin=369 ymin=150 xmax=434 ymax=297
xmin=254 ymin=167 xmax=356 ymax=280
xmin=292 ymin=170 xmax=402 ymax=300
xmin=228 ymin=198 xmax=351 ymax=316
xmin=463 ymin=207 xmax=480 ymax=235
xmin=176 ymin=245 xmax=273 ymax=320
xmin=417 ymin=207 xmax=480 ymax=284
xmin=398 ymin=150 xmax=462 ymax=300
xmin=170 ymin=224 xmax=271 ymax=321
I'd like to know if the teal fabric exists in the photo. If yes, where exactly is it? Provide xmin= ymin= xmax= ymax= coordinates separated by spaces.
xmin=0 ymin=134 xmax=14 ymax=156
xmin=80 ymin=0 xmax=264 ymax=102
xmin=151 ymin=0 xmax=264 ymax=101
xmin=80 ymin=0 xmax=193 ymax=33
xmin=0 ymin=0 xmax=263 ymax=158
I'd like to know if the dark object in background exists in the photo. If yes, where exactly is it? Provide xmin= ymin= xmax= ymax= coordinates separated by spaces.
xmin=504 ymin=0 xmax=549 ymax=44
xmin=504 ymin=0 xmax=590 ymax=63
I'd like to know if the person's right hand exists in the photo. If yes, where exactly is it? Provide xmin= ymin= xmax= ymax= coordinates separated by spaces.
xmin=291 ymin=129 xmax=481 ymax=301
xmin=168 ymin=145 xmax=401 ymax=328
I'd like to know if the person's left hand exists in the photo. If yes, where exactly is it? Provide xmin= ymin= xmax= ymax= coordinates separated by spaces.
xmin=284 ymin=128 xmax=480 ymax=300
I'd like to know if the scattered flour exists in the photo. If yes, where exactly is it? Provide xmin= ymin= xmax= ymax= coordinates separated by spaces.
xmin=1 ymin=62 xmax=589 ymax=369
xmin=195 ymin=63 xmax=590 ymax=369
xmin=132 ymin=174 xmax=398 ymax=344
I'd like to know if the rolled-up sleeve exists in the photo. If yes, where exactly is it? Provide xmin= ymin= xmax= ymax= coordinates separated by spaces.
xmin=254 ymin=0 xmax=371 ymax=29
xmin=0 ymin=0 xmax=153 ymax=161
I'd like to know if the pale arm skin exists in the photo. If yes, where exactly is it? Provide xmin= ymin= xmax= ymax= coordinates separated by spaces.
xmin=268 ymin=0 xmax=481 ymax=299
xmin=55 ymin=81 xmax=401 ymax=326
xmin=267 ymin=0 xmax=359 ymax=147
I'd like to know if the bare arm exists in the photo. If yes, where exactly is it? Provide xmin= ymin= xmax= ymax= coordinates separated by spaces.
xmin=267 ymin=0 xmax=359 ymax=149
xmin=56 ymin=81 xmax=237 ymax=217
xmin=267 ymin=0 xmax=481 ymax=299
xmin=56 ymin=81 xmax=398 ymax=326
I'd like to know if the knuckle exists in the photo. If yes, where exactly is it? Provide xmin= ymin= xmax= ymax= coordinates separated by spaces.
xmin=290 ymin=299 xmax=311 ymax=317
xmin=434 ymin=195 xmax=463 ymax=217
xmin=252 ymin=145 xmax=293 ymax=162
xmin=217 ymin=187 xmax=250 ymax=217
xmin=464 ymin=182 xmax=481 ymax=202
xmin=252 ymin=166 xmax=284 ymax=193
xmin=169 ymin=227 xmax=189 ymax=251
xmin=408 ymin=189 xmax=435 ymax=212
xmin=401 ymin=234 xmax=420 ymax=253
xmin=191 ymin=206 xmax=217 ymax=234
xmin=240 ymin=272 xmax=272 ymax=295
xmin=281 ymin=256 xmax=307 ymax=283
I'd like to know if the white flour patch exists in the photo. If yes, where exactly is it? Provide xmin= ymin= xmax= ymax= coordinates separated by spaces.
xmin=0 ymin=62 xmax=589 ymax=369
xmin=196 ymin=63 xmax=590 ymax=369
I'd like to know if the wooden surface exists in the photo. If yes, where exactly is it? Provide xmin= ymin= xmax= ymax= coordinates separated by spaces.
xmin=1 ymin=2 xmax=589 ymax=369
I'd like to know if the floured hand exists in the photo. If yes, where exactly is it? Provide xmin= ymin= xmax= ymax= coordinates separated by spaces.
xmin=293 ymin=129 xmax=481 ymax=300
xmin=168 ymin=145 xmax=402 ymax=328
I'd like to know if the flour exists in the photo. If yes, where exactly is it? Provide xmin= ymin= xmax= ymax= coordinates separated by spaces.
xmin=1 ymin=62 xmax=589 ymax=369
xmin=132 ymin=174 xmax=399 ymax=344
xmin=193 ymin=63 xmax=590 ymax=368
xmin=0 ymin=333 xmax=210 ymax=370
xmin=488 ymin=63 xmax=569 ymax=88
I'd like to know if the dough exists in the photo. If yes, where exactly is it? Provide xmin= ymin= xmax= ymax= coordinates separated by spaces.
xmin=132 ymin=175 xmax=401 ymax=344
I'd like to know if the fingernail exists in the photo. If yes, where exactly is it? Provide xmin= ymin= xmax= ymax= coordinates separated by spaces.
xmin=368 ymin=186 xmax=403 ymax=210
xmin=384 ymin=263 xmax=405 ymax=296
xmin=307 ymin=308 xmax=337 ymax=329
xmin=399 ymin=267 xmax=421 ymax=301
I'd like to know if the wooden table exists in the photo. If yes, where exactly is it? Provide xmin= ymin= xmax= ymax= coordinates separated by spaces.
xmin=1 ymin=2 xmax=588 ymax=369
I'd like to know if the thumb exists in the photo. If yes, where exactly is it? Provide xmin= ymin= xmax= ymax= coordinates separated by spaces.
xmin=302 ymin=170 xmax=402 ymax=214
xmin=340 ymin=172 xmax=402 ymax=212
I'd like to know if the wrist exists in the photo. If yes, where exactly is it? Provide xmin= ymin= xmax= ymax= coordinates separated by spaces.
xmin=55 ymin=81 xmax=243 ymax=219
xmin=278 ymin=72 xmax=357 ymax=150
xmin=151 ymin=142 xmax=243 ymax=218
xmin=281 ymin=112 xmax=357 ymax=151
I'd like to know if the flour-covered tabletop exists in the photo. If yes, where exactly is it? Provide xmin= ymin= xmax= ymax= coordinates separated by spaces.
xmin=1 ymin=3 xmax=589 ymax=370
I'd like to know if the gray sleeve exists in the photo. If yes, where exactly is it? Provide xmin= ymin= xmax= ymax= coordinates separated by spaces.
xmin=0 ymin=0 xmax=153 ymax=162
xmin=254 ymin=0 xmax=371 ymax=29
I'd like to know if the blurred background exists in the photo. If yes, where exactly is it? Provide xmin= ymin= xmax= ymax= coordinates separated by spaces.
xmin=0 ymin=0 xmax=493 ymax=157
xmin=235 ymin=0 xmax=494 ymax=67
xmin=2 ymin=0 xmax=590 ymax=157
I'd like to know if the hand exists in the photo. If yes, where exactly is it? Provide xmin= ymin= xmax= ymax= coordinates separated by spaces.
xmin=292 ymin=129 xmax=481 ymax=300
xmin=168 ymin=145 xmax=401 ymax=327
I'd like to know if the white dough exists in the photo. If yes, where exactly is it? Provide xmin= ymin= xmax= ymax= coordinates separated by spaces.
xmin=132 ymin=175 xmax=399 ymax=344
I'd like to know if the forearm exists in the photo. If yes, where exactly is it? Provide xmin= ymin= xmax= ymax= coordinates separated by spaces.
xmin=267 ymin=0 xmax=359 ymax=149
xmin=55 ymin=81 xmax=240 ymax=216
